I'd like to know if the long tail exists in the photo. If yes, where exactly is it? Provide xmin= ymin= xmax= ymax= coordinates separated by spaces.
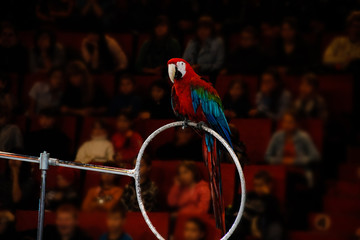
xmin=203 ymin=133 xmax=226 ymax=235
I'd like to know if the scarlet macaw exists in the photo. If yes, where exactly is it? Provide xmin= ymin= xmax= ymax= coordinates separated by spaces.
xmin=168 ymin=58 xmax=232 ymax=235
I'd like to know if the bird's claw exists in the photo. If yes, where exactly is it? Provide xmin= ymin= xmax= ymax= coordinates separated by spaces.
xmin=182 ymin=119 xmax=189 ymax=129
xmin=196 ymin=121 xmax=207 ymax=130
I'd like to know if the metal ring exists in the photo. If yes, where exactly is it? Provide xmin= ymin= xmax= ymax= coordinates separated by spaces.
xmin=134 ymin=121 xmax=246 ymax=240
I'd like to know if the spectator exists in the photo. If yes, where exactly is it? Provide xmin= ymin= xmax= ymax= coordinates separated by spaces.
xmin=273 ymin=17 xmax=308 ymax=74
xmin=0 ymin=108 xmax=23 ymax=152
xmin=121 ymin=155 xmax=158 ymax=212
xmin=0 ymin=22 xmax=27 ymax=73
xmin=82 ymin=162 xmax=123 ymax=212
xmin=136 ymin=16 xmax=181 ymax=76
xmin=168 ymin=161 xmax=211 ymax=215
xmin=139 ymin=80 xmax=173 ymax=119
xmin=156 ymin=127 xmax=202 ymax=161
xmin=293 ymin=73 xmax=327 ymax=120
xmin=61 ymin=61 xmax=107 ymax=116
xmin=0 ymin=210 xmax=21 ymax=240
xmin=25 ymin=108 xmax=70 ymax=159
xmin=44 ymin=204 xmax=91 ymax=240
xmin=111 ymin=113 xmax=143 ymax=165
xmin=323 ymin=11 xmax=360 ymax=70
xmin=81 ymin=29 xmax=127 ymax=73
xmin=29 ymin=30 xmax=65 ymax=73
xmin=0 ymin=73 xmax=15 ymax=112
xmin=183 ymin=16 xmax=225 ymax=83
xmin=28 ymin=68 xmax=64 ymax=114
xmin=0 ymin=160 xmax=36 ymax=210
xmin=265 ymin=111 xmax=320 ymax=166
xmin=45 ymin=167 xmax=80 ymax=210
xmin=249 ymin=69 xmax=291 ymax=120
xmin=183 ymin=217 xmax=207 ymax=240
xmin=223 ymin=79 xmax=251 ymax=119
xmin=75 ymin=120 xmax=114 ymax=164
xmin=226 ymin=26 xmax=266 ymax=74
xmin=109 ymin=75 xmax=142 ymax=117
xmin=230 ymin=171 xmax=284 ymax=240
xmin=99 ymin=203 xmax=132 ymax=240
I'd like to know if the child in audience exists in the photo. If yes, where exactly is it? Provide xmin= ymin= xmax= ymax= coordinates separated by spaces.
xmin=44 ymin=204 xmax=91 ymax=240
xmin=249 ymin=69 xmax=291 ymax=120
xmin=99 ymin=203 xmax=132 ymax=240
xmin=82 ymin=162 xmax=123 ymax=212
xmin=223 ymin=79 xmax=251 ymax=119
xmin=28 ymin=68 xmax=64 ymax=114
xmin=230 ymin=171 xmax=284 ymax=240
xmin=183 ymin=217 xmax=207 ymax=240
xmin=0 ymin=73 xmax=15 ymax=112
xmin=111 ymin=113 xmax=143 ymax=165
xmin=156 ymin=127 xmax=202 ymax=161
xmin=29 ymin=29 xmax=65 ymax=73
xmin=109 ymin=75 xmax=142 ymax=116
xmin=45 ymin=167 xmax=79 ymax=210
xmin=168 ymin=161 xmax=211 ymax=215
xmin=75 ymin=120 xmax=114 ymax=164
xmin=25 ymin=108 xmax=70 ymax=159
xmin=265 ymin=111 xmax=320 ymax=166
xmin=293 ymin=73 xmax=327 ymax=120
xmin=121 ymin=155 xmax=158 ymax=211
xmin=140 ymin=80 xmax=173 ymax=119
xmin=136 ymin=16 xmax=181 ymax=76
xmin=61 ymin=61 xmax=107 ymax=116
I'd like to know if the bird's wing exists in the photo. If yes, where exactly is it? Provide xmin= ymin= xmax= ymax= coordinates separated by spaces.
xmin=190 ymin=84 xmax=232 ymax=148
xmin=171 ymin=85 xmax=181 ymax=119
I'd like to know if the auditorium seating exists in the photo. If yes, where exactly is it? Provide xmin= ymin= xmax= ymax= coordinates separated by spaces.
xmin=230 ymin=119 xmax=272 ymax=163
xmin=290 ymin=231 xmax=351 ymax=240
xmin=93 ymin=74 xmax=116 ymax=98
xmin=173 ymin=214 xmax=222 ymax=240
xmin=324 ymin=195 xmax=360 ymax=214
xmin=309 ymin=212 xmax=360 ymax=233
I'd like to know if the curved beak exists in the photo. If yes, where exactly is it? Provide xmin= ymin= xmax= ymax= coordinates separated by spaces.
xmin=168 ymin=63 xmax=175 ymax=83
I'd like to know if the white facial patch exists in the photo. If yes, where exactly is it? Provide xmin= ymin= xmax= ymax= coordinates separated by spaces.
xmin=176 ymin=61 xmax=186 ymax=77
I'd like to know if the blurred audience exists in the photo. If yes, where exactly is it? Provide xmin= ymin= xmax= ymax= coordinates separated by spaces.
xmin=156 ymin=127 xmax=202 ymax=161
xmin=249 ymin=69 xmax=291 ymax=120
xmin=25 ymin=108 xmax=70 ymax=159
xmin=0 ymin=73 xmax=15 ymax=112
xmin=265 ymin=111 xmax=320 ymax=166
xmin=121 ymin=156 xmax=158 ymax=212
xmin=45 ymin=167 xmax=80 ymax=210
xmin=183 ymin=16 xmax=225 ymax=83
xmin=323 ymin=11 xmax=360 ymax=70
xmin=0 ymin=108 xmax=23 ymax=152
xmin=139 ymin=80 xmax=173 ymax=119
xmin=82 ymin=162 xmax=123 ymax=212
xmin=136 ymin=16 xmax=181 ymax=76
xmin=0 ymin=22 xmax=27 ymax=73
xmin=75 ymin=119 xmax=114 ymax=164
xmin=29 ymin=30 xmax=65 ymax=73
xmin=183 ymin=217 xmax=207 ymax=240
xmin=81 ymin=29 xmax=127 ymax=73
xmin=44 ymin=204 xmax=91 ymax=240
xmin=61 ymin=61 xmax=107 ymax=116
xmin=28 ymin=68 xmax=64 ymax=114
xmin=230 ymin=171 xmax=284 ymax=240
xmin=0 ymin=210 xmax=20 ymax=240
xmin=109 ymin=75 xmax=142 ymax=117
xmin=293 ymin=73 xmax=327 ymax=120
xmin=100 ymin=202 xmax=133 ymax=240
xmin=111 ymin=113 xmax=143 ymax=165
xmin=223 ymin=79 xmax=251 ymax=119
xmin=168 ymin=161 xmax=211 ymax=215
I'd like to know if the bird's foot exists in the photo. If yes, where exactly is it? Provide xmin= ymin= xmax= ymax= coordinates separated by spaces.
xmin=196 ymin=121 xmax=207 ymax=130
xmin=182 ymin=119 xmax=189 ymax=129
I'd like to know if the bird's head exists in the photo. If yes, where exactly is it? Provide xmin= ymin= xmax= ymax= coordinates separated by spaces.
xmin=167 ymin=58 xmax=193 ymax=83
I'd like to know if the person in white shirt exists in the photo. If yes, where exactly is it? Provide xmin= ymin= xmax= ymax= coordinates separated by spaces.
xmin=323 ymin=11 xmax=360 ymax=69
xmin=75 ymin=120 xmax=114 ymax=164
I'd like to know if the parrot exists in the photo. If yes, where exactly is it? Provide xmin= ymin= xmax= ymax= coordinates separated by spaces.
xmin=167 ymin=58 xmax=233 ymax=235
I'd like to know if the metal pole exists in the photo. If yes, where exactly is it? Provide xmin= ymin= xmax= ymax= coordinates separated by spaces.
xmin=37 ymin=151 xmax=49 ymax=240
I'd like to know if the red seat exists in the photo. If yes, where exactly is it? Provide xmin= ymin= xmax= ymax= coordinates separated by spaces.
xmin=338 ymin=163 xmax=360 ymax=182
xmin=242 ymin=165 xmax=287 ymax=203
xmin=173 ymin=214 xmax=222 ymax=240
xmin=309 ymin=212 xmax=360 ymax=233
xmin=93 ymin=74 xmax=115 ymax=98
xmin=56 ymin=32 xmax=87 ymax=50
xmin=215 ymin=75 xmax=258 ymax=104
xmin=324 ymin=196 xmax=360 ymax=214
xmin=230 ymin=119 xmax=272 ymax=163
xmin=15 ymin=210 xmax=56 ymax=232
xmin=290 ymin=231 xmax=351 ymax=240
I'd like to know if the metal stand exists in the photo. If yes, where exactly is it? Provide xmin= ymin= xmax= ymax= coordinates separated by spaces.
xmin=0 ymin=121 xmax=246 ymax=240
